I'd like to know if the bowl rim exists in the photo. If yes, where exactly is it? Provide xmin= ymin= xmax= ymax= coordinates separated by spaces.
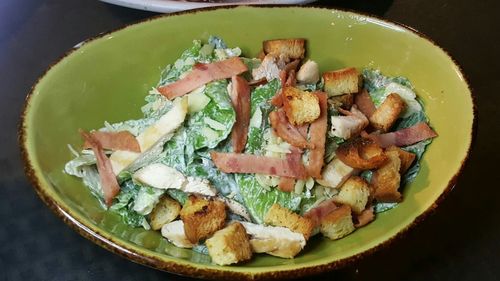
xmin=18 ymin=5 xmax=477 ymax=280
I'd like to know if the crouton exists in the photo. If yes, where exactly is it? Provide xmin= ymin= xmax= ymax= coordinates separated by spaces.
xmin=282 ymin=86 xmax=320 ymax=125
xmin=180 ymin=195 xmax=226 ymax=244
xmin=372 ymin=150 xmax=402 ymax=202
xmin=333 ymin=176 xmax=371 ymax=214
xmin=161 ymin=220 xmax=194 ymax=248
xmin=369 ymin=93 xmax=406 ymax=132
xmin=323 ymin=67 xmax=360 ymax=96
xmin=263 ymin=39 xmax=306 ymax=60
xmin=328 ymin=93 xmax=354 ymax=110
xmin=317 ymin=158 xmax=358 ymax=188
xmin=296 ymin=60 xmax=320 ymax=84
xmin=149 ymin=195 xmax=181 ymax=230
xmin=264 ymin=204 xmax=315 ymax=240
xmin=386 ymin=146 xmax=416 ymax=174
xmin=205 ymin=222 xmax=252 ymax=265
xmin=320 ymin=205 xmax=355 ymax=240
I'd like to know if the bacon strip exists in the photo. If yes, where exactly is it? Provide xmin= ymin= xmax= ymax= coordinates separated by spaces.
xmin=285 ymin=69 xmax=296 ymax=87
xmin=304 ymin=198 xmax=339 ymax=227
xmin=269 ymin=110 xmax=313 ymax=149
xmin=80 ymin=130 xmax=120 ymax=206
xmin=306 ymin=92 xmax=328 ymax=178
xmin=284 ymin=59 xmax=301 ymax=73
xmin=83 ymin=131 xmax=140 ymax=152
xmin=366 ymin=122 xmax=438 ymax=148
xmin=354 ymin=205 xmax=375 ymax=228
xmin=270 ymin=70 xmax=287 ymax=107
xmin=354 ymin=89 xmax=376 ymax=118
xmin=210 ymin=152 xmax=308 ymax=179
xmin=229 ymin=76 xmax=251 ymax=153
xmin=297 ymin=124 xmax=309 ymax=139
xmin=157 ymin=57 xmax=248 ymax=100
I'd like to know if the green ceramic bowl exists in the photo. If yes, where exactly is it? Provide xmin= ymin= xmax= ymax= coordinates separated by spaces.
xmin=20 ymin=6 xmax=475 ymax=280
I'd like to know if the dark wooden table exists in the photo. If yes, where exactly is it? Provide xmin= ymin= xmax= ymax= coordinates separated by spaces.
xmin=1 ymin=0 xmax=498 ymax=280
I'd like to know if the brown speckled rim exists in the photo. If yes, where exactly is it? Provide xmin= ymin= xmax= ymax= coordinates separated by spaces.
xmin=18 ymin=5 xmax=477 ymax=280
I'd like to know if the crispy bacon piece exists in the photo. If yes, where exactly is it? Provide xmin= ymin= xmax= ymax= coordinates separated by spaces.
xmin=354 ymin=89 xmax=376 ymax=118
xmin=354 ymin=205 xmax=375 ymax=228
xmin=210 ymin=152 xmax=308 ymax=179
xmin=336 ymin=137 xmax=388 ymax=169
xmin=304 ymin=199 xmax=339 ymax=227
xmin=269 ymin=110 xmax=313 ymax=149
xmin=306 ymin=92 xmax=328 ymax=178
xmin=229 ymin=76 xmax=251 ymax=153
xmin=83 ymin=131 xmax=140 ymax=152
xmin=270 ymin=66 xmax=298 ymax=107
xmin=157 ymin=57 xmax=248 ymax=100
xmin=297 ymin=124 xmax=309 ymax=139
xmin=285 ymin=69 xmax=297 ymax=87
xmin=364 ymin=122 xmax=438 ymax=148
xmin=80 ymin=130 xmax=120 ymax=206
xmin=278 ymin=177 xmax=295 ymax=192
xmin=284 ymin=59 xmax=301 ymax=73
xmin=270 ymin=70 xmax=287 ymax=107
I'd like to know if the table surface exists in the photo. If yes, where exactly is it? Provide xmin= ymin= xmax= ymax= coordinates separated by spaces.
xmin=1 ymin=0 xmax=498 ymax=280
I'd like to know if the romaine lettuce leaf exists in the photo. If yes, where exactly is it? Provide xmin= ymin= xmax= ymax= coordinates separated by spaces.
xmin=185 ymin=80 xmax=236 ymax=152
xmin=132 ymin=186 xmax=165 ymax=215
xmin=362 ymin=69 xmax=422 ymax=117
xmin=232 ymin=79 xmax=306 ymax=223
xmin=110 ymin=180 xmax=148 ymax=228
xmin=236 ymin=174 xmax=303 ymax=224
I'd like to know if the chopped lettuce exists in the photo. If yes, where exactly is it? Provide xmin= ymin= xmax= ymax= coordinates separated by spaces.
xmin=245 ymin=79 xmax=280 ymax=154
xmin=167 ymin=189 xmax=188 ymax=205
xmin=234 ymin=79 xmax=307 ymax=223
xmin=362 ymin=69 xmax=422 ymax=117
xmin=362 ymin=69 xmax=433 ymax=213
xmin=64 ymin=38 xmax=435 ymax=233
xmin=110 ymin=180 xmax=148 ymax=228
xmin=185 ymin=80 xmax=236 ymax=152
xmin=362 ymin=68 xmax=414 ymax=92
xmin=236 ymin=174 xmax=303 ymax=224
xmin=132 ymin=186 xmax=165 ymax=215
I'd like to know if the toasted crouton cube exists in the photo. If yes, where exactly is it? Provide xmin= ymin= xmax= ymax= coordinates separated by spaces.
xmin=206 ymin=222 xmax=252 ymax=265
xmin=282 ymin=86 xmax=320 ymax=125
xmin=180 ymin=195 xmax=226 ymax=244
xmin=263 ymin=39 xmax=306 ymax=60
xmin=317 ymin=158 xmax=358 ymax=188
xmin=320 ymin=205 xmax=355 ymax=240
xmin=149 ymin=195 xmax=181 ymax=230
xmin=369 ymin=93 xmax=406 ymax=132
xmin=323 ymin=67 xmax=360 ymax=97
xmin=264 ymin=204 xmax=315 ymax=240
xmin=334 ymin=176 xmax=371 ymax=214
xmin=372 ymin=150 xmax=402 ymax=202
xmin=386 ymin=146 xmax=416 ymax=174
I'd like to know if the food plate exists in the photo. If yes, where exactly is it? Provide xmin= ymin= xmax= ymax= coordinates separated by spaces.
xmin=100 ymin=0 xmax=316 ymax=13
xmin=20 ymin=6 xmax=475 ymax=280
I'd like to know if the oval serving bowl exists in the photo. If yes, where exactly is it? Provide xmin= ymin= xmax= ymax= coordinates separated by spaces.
xmin=20 ymin=6 xmax=475 ymax=280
